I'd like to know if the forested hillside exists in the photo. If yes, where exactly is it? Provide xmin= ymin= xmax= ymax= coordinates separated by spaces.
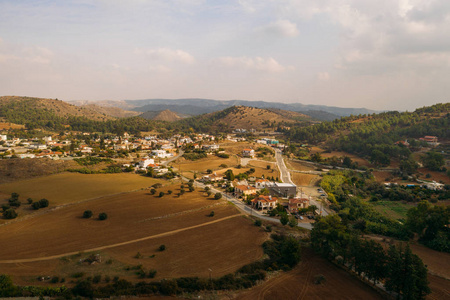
xmin=287 ymin=103 xmax=450 ymax=166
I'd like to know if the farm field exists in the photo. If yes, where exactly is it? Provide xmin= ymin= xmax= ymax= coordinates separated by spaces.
xmin=235 ymin=247 xmax=383 ymax=300
xmin=371 ymin=200 xmax=413 ymax=220
xmin=0 ymin=180 xmax=270 ymax=286
xmin=0 ymin=172 xmax=162 ymax=207
xmin=0 ymin=188 xmax=234 ymax=259
xmin=309 ymin=147 xmax=372 ymax=167
xmin=176 ymin=155 xmax=239 ymax=176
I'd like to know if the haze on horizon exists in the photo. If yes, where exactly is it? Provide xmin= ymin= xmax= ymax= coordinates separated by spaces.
xmin=1 ymin=0 xmax=449 ymax=111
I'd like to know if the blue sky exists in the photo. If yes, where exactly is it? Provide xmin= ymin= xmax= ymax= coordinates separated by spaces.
xmin=1 ymin=0 xmax=449 ymax=110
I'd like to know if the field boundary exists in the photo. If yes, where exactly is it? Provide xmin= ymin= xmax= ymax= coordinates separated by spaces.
xmin=0 ymin=213 xmax=242 ymax=264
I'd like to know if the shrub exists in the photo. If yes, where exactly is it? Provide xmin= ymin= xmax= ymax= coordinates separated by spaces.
xmin=254 ymin=219 xmax=262 ymax=226
xmin=27 ymin=198 xmax=33 ymax=204
xmin=150 ymin=188 xmax=156 ymax=195
xmin=92 ymin=275 xmax=101 ymax=284
xmin=31 ymin=202 xmax=41 ymax=210
xmin=38 ymin=198 xmax=49 ymax=208
xmin=159 ymin=191 xmax=165 ymax=197
xmin=167 ymin=190 xmax=173 ymax=195
xmin=148 ymin=269 xmax=157 ymax=278
xmin=159 ymin=244 xmax=166 ymax=251
xmin=209 ymin=211 xmax=215 ymax=217
xmin=3 ymin=208 xmax=17 ymax=219
xmin=214 ymin=193 xmax=222 ymax=200
xmin=83 ymin=210 xmax=93 ymax=218
xmin=98 ymin=212 xmax=108 ymax=220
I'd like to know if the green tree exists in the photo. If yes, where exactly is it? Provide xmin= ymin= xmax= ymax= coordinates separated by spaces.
xmin=2 ymin=208 xmax=17 ymax=219
xmin=98 ymin=212 xmax=108 ymax=220
xmin=0 ymin=274 xmax=17 ymax=297
xmin=83 ymin=210 xmax=93 ymax=218
xmin=421 ymin=151 xmax=444 ymax=171
xmin=280 ymin=213 xmax=289 ymax=226
xmin=214 ymin=193 xmax=222 ymax=200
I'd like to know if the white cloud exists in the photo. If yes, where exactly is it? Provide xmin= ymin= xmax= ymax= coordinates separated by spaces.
xmin=262 ymin=20 xmax=299 ymax=37
xmin=215 ymin=56 xmax=292 ymax=73
xmin=135 ymin=48 xmax=195 ymax=64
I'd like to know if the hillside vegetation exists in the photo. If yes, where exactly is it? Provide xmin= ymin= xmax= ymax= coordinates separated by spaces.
xmin=80 ymin=104 xmax=140 ymax=118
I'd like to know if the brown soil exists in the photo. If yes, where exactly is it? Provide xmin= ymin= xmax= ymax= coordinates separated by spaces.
xmin=417 ymin=168 xmax=450 ymax=185
xmin=291 ymin=173 xmax=320 ymax=186
xmin=235 ymin=248 xmax=383 ymax=300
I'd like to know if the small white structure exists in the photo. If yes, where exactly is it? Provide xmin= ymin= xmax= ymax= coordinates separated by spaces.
xmin=423 ymin=181 xmax=444 ymax=191
xmin=0 ymin=135 xmax=7 ymax=141
xmin=242 ymin=148 xmax=255 ymax=158
xmin=151 ymin=150 xmax=173 ymax=158
xmin=138 ymin=158 xmax=155 ymax=169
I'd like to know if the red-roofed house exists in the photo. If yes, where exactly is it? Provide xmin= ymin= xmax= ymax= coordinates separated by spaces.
xmin=251 ymin=195 xmax=278 ymax=210
xmin=235 ymin=185 xmax=258 ymax=197
xmin=288 ymin=197 xmax=309 ymax=213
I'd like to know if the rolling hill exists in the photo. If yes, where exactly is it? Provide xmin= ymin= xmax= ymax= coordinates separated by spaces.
xmin=80 ymin=104 xmax=140 ymax=118
xmin=140 ymin=109 xmax=186 ymax=122
xmin=68 ymin=98 xmax=375 ymax=120
xmin=0 ymin=96 xmax=115 ymax=122
xmin=177 ymin=105 xmax=312 ymax=132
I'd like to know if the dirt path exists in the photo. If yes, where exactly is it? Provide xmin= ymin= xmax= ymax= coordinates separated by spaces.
xmin=0 ymin=214 xmax=242 ymax=264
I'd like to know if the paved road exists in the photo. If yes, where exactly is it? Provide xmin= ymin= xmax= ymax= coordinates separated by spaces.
xmin=274 ymin=149 xmax=329 ymax=217
xmin=162 ymin=149 xmax=184 ymax=166
xmin=192 ymin=178 xmax=313 ymax=230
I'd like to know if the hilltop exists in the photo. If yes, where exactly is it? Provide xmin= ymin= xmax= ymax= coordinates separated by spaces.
xmin=0 ymin=96 xmax=115 ymax=122
xmin=177 ymin=105 xmax=311 ymax=132
xmin=140 ymin=109 xmax=186 ymax=122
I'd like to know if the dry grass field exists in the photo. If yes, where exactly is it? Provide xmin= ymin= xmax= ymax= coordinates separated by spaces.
xmin=235 ymin=248 xmax=383 ymax=300
xmin=291 ymin=173 xmax=320 ymax=187
xmin=285 ymin=159 xmax=317 ymax=172
xmin=0 ymin=181 xmax=269 ymax=286
xmin=0 ymin=172 xmax=161 ymax=206
xmin=0 ymin=121 xmax=25 ymax=130
xmin=175 ymin=155 xmax=239 ymax=175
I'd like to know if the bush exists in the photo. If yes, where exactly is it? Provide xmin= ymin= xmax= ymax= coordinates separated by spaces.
xmin=209 ymin=211 xmax=215 ymax=217
xmin=314 ymin=274 xmax=326 ymax=284
xmin=27 ymin=198 xmax=33 ymax=204
xmin=31 ymin=202 xmax=41 ymax=210
xmin=280 ymin=213 xmax=289 ymax=225
xmin=38 ymin=198 xmax=49 ymax=208
xmin=3 ymin=208 xmax=17 ymax=219
xmin=214 ymin=193 xmax=222 ymax=200
xmin=83 ymin=210 xmax=93 ymax=218
xmin=159 ymin=191 xmax=165 ymax=197
xmin=98 ymin=212 xmax=108 ymax=220
xmin=150 ymin=188 xmax=156 ymax=195
xmin=159 ymin=244 xmax=166 ymax=251
xmin=148 ymin=269 xmax=157 ymax=278
xmin=254 ymin=219 xmax=262 ymax=227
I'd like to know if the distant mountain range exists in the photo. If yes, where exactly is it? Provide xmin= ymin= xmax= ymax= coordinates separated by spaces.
xmin=68 ymin=98 xmax=378 ymax=121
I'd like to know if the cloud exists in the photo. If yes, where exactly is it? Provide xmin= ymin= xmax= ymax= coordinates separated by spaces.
xmin=262 ymin=20 xmax=299 ymax=37
xmin=215 ymin=56 xmax=292 ymax=73
xmin=136 ymin=47 xmax=195 ymax=64
xmin=317 ymin=72 xmax=330 ymax=81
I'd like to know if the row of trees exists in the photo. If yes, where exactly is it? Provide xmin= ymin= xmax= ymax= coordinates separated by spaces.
xmin=311 ymin=215 xmax=430 ymax=299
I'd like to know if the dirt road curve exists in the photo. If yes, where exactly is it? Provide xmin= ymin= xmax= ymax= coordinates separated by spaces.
xmin=0 ymin=214 xmax=241 ymax=264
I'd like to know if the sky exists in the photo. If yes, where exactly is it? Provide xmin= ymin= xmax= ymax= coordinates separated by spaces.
xmin=0 ymin=0 xmax=449 ymax=111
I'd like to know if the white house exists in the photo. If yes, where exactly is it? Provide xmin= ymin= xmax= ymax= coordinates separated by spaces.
xmin=242 ymin=148 xmax=255 ymax=158
xmin=151 ymin=150 xmax=173 ymax=158
xmin=138 ymin=158 xmax=155 ymax=169
xmin=0 ymin=135 xmax=7 ymax=141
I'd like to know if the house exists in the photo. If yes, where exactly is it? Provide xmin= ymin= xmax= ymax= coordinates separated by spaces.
xmin=202 ymin=144 xmax=220 ymax=152
xmin=242 ymin=149 xmax=255 ymax=158
xmin=0 ymin=135 xmax=7 ymax=141
xmin=235 ymin=185 xmax=258 ymax=197
xmin=255 ymin=179 xmax=273 ymax=189
xmin=201 ymin=173 xmax=223 ymax=182
xmin=138 ymin=158 xmax=155 ymax=169
xmin=419 ymin=136 xmax=438 ymax=146
xmin=270 ymin=182 xmax=297 ymax=198
xmin=151 ymin=150 xmax=173 ymax=158
xmin=251 ymin=195 xmax=278 ymax=210
xmin=288 ymin=197 xmax=309 ymax=213
xmin=423 ymin=181 xmax=444 ymax=191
